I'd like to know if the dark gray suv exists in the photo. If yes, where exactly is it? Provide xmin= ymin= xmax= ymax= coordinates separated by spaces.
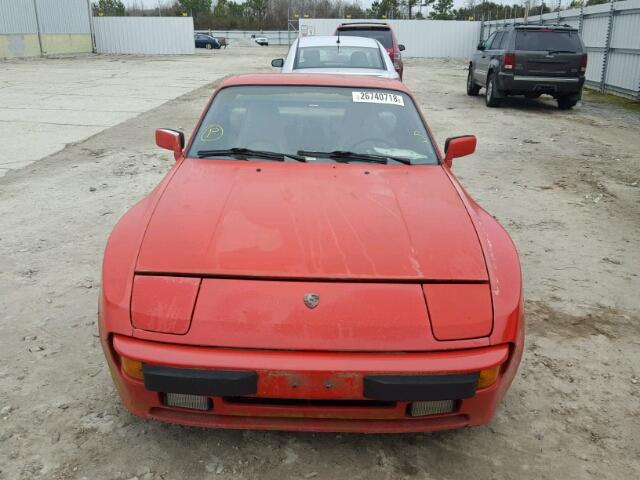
xmin=467 ymin=24 xmax=587 ymax=109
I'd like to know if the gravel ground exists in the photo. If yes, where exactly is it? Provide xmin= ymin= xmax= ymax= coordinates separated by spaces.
xmin=0 ymin=54 xmax=639 ymax=480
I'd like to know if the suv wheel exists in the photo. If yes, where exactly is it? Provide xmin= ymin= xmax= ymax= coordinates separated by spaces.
xmin=205 ymin=43 xmax=212 ymax=50
xmin=485 ymin=72 xmax=502 ymax=108
xmin=557 ymin=95 xmax=578 ymax=110
xmin=466 ymin=68 xmax=480 ymax=96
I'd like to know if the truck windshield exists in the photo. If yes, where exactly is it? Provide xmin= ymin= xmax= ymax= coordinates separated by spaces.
xmin=188 ymin=85 xmax=438 ymax=165
xmin=515 ymin=30 xmax=582 ymax=52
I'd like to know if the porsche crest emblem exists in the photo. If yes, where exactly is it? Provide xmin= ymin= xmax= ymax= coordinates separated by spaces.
xmin=303 ymin=293 xmax=320 ymax=309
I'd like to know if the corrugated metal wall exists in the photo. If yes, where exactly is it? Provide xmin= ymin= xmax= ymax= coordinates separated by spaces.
xmin=0 ymin=0 xmax=92 ymax=58
xmin=0 ymin=0 xmax=90 ymax=34
xmin=0 ymin=0 xmax=38 ymax=33
xmin=299 ymin=19 xmax=482 ymax=59
xmin=93 ymin=17 xmax=194 ymax=54
xmin=483 ymin=0 xmax=640 ymax=98
xmin=36 ymin=0 xmax=91 ymax=34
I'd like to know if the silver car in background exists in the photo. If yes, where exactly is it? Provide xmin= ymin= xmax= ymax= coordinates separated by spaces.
xmin=271 ymin=35 xmax=400 ymax=80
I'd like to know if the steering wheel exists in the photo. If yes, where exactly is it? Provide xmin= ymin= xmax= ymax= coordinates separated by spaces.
xmin=346 ymin=138 xmax=394 ymax=152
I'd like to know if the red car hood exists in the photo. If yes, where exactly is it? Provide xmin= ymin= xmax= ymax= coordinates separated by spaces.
xmin=136 ymin=160 xmax=487 ymax=281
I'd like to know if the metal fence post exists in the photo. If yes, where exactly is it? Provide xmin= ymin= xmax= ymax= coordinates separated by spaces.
xmin=86 ymin=0 xmax=96 ymax=53
xmin=600 ymin=0 xmax=615 ymax=93
xmin=32 ymin=0 xmax=44 ymax=56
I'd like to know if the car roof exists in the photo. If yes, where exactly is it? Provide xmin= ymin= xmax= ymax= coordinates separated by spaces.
xmin=298 ymin=35 xmax=380 ymax=48
xmin=219 ymin=73 xmax=408 ymax=92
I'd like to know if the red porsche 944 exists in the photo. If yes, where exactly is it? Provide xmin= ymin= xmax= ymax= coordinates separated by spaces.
xmin=99 ymin=74 xmax=523 ymax=433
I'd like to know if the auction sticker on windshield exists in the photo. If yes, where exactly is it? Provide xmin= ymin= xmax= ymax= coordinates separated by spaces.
xmin=352 ymin=91 xmax=404 ymax=106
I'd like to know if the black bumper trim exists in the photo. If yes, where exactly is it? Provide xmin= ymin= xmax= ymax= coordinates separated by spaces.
xmin=143 ymin=365 xmax=257 ymax=396
xmin=363 ymin=373 xmax=479 ymax=401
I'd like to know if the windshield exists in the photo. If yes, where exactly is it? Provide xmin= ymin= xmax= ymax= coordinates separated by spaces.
xmin=188 ymin=86 xmax=437 ymax=165
xmin=339 ymin=29 xmax=393 ymax=49
xmin=294 ymin=46 xmax=385 ymax=70
xmin=515 ymin=30 xmax=582 ymax=52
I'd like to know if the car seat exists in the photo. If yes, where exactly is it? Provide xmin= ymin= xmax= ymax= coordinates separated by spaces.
xmin=350 ymin=51 xmax=369 ymax=68
xmin=235 ymin=103 xmax=288 ymax=152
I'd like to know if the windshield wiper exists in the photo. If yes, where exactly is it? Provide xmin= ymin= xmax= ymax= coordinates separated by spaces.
xmin=547 ymin=50 xmax=576 ymax=54
xmin=197 ymin=148 xmax=306 ymax=162
xmin=297 ymin=150 xmax=411 ymax=165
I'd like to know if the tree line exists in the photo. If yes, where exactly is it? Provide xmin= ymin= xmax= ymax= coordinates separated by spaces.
xmin=94 ymin=0 xmax=617 ymax=29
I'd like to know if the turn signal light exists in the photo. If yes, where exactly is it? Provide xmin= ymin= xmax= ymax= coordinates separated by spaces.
xmin=580 ymin=53 xmax=588 ymax=74
xmin=122 ymin=356 xmax=144 ymax=380
xmin=503 ymin=52 xmax=515 ymax=70
xmin=477 ymin=365 xmax=501 ymax=389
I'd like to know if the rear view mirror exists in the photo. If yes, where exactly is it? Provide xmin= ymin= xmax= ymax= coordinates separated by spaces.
xmin=399 ymin=44 xmax=405 ymax=52
xmin=443 ymin=135 xmax=476 ymax=168
xmin=155 ymin=128 xmax=184 ymax=161
xmin=271 ymin=58 xmax=284 ymax=68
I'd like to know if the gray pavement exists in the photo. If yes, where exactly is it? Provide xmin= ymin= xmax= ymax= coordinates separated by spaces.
xmin=0 ymin=48 xmax=285 ymax=176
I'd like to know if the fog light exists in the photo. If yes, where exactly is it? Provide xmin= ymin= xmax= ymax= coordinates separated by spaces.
xmin=477 ymin=365 xmax=501 ymax=389
xmin=409 ymin=400 xmax=455 ymax=417
xmin=164 ymin=393 xmax=212 ymax=411
xmin=122 ymin=357 xmax=144 ymax=380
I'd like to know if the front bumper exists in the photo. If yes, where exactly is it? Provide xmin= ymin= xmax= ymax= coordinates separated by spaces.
xmin=104 ymin=335 xmax=518 ymax=433
xmin=498 ymin=72 xmax=585 ymax=96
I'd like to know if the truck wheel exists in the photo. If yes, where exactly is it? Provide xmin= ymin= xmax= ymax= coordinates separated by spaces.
xmin=557 ymin=95 xmax=578 ymax=110
xmin=485 ymin=72 xmax=502 ymax=107
xmin=466 ymin=68 xmax=480 ymax=96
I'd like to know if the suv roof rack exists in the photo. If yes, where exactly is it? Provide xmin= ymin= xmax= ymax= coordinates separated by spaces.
xmin=515 ymin=23 xmax=577 ymax=30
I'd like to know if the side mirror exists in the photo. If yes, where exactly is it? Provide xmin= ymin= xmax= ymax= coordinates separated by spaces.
xmin=271 ymin=58 xmax=284 ymax=68
xmin=155 ymin=128 xmax=184 ymax=161
xmin=398 ymin=44 xmax=405 ymax=52
xmin=443 ymin=135 xmax=476 ymax=168
xmin=477 ymin=43 xmax=485 ymax=51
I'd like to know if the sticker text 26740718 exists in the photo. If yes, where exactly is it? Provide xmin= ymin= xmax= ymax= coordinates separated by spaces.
xmin=352 ymin=91 xmax=404 ymax=107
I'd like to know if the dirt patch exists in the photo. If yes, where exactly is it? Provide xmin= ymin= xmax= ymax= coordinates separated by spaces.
xmin=526 ymin=300 xmax=638 ymax=340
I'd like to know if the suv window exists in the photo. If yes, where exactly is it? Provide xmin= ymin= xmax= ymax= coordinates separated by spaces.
xmin=515 ymin=29 xmax=582 ymax=52
xmin=483 ymin=32 xmax=496 ymax=49
xmin=490 ymin=32 xmax=504 ymax=49
xmin=338 ymin=28 xmax=392 ymax=49
xmin=498 ymin=31 xmax=510 ymax=49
